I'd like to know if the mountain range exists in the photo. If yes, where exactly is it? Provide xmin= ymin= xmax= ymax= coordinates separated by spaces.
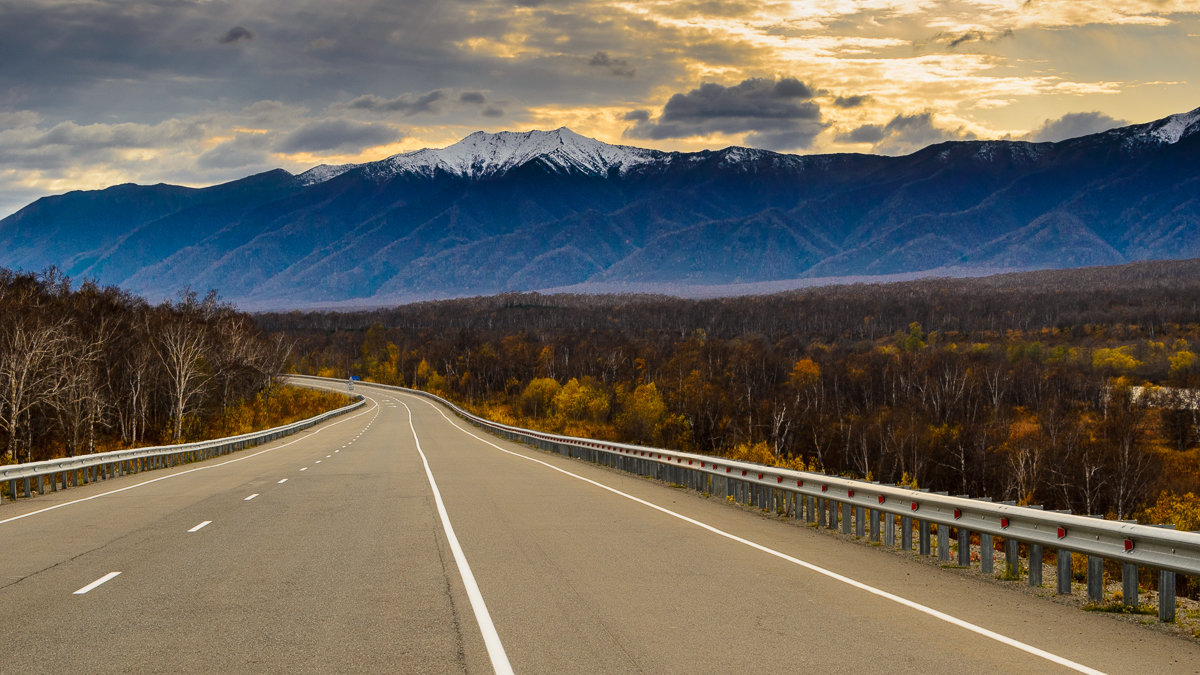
xmin=2 ymin=108 xmax=1199 ymax=309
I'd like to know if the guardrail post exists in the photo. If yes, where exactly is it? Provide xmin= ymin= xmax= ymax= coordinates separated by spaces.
xmin=854 ymin=506 xmax=865 ymax=537
xmin=980 ymin=533 xmax=994 ymax=573
xmin=6 ymin=479 xmax=14 ymax=502
xmin=829 ymin=499 xmax=839 ymax=529
xmin=884 ymin=514 xmax=895 ymax=547
xmin=918 ymin=519 xmax=931 ymax=556
xmin=937 ymin=524 xmax=949 ymax=561
xmin=1087 ymin=556 xmax=1104 ymax=602
xmin=1057 ymin=550 xmax=1072 ymax=594
xmin=957 ymin=528 xmax=970 ymax=566
xmin=1028 ymin=544 xmax=1043 ymax=586
xmin=1159 ymin=570 xmax=1176 ymax=622
xmin=901 ymin=515 xmax=913 ymax=551
xmin=817 ymin=498 xmax=827 ymax=527
xmin=1121 ymin=563 xmax=1138 ymax=607
xmin=1005 ymin=539 xmax=1019 ymax=578
xmin=841 ymin=502 xmax=851 ymax=534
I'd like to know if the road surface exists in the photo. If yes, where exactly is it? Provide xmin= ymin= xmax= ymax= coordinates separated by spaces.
xmin=2 ymin=380 xmax=1198 ymax=673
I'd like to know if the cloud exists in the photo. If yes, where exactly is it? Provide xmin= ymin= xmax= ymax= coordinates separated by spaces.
xmin=276 ymin=120 xmax=401 ymax=153
xmin=346 ymin=91 xmax=447 ymax=116
xmin=624 ymin=77 xmax=828 ymax=150
xmin=459 ymin=91 xmax=487 ymax=105
xmin=1025 ymin=111 xmax=1129 ymax=142
xmin=219 ymin=26 xmax=254 ymax=45
xmin=197 ymin=134 xmax=273 ymax=169
xmin=623 ymin=109 xmax=650 ymax=122
xmin=837 ymin=112 xmax=976 ymax=155
xmin=833 ymin=95 xmax=871 ymax=108
xmin=586 ymin=52 xmax=635 ymax=78
xmin=482 ymin=106 xmax=505 ymax=118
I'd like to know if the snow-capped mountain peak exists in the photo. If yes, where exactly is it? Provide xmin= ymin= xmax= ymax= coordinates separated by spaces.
xmin=363 ymin=127 xmax=664 ymax=180
xmin=1147 ymin=106 xmax=1200 ymax=144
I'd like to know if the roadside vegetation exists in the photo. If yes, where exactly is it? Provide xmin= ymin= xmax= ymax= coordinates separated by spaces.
xmin=0 ymin=268 xmax=341 ymax=465
xmin=269 ymin=259 xmax=1200 ymax=532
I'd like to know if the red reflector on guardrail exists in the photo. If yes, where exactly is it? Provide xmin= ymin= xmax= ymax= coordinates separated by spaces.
xmin=848 ymin=490 xmax=855 ymax=498
xmin=821 ymin=485 xmax=828 ymax=492
xmin=954 ymin=509 xmax=962 ymax=519
xmin=911 ymin=502 xmax=919 ymax=511
xmin=1001 ymin=517 xmax=1009 ymax=529
xmin=797 ymin=480 xmax=803 ymax=487
xmin=758 ymin=473 xmax=764 ymax=480
xmin=777 ymin=476 xmax=783 ymax=483
xmin=1057 ymin=527 xmax=1066 ymax=539
xmin=742 ymin=470 xmax=747 ymax=476
xmin=878 ymin=495 xmax=885 ymax=504
xmin=1125 ymin=539 xmax=1134 ymax=552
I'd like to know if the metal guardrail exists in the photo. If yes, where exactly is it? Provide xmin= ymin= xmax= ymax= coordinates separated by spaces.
xmin=294 ymin=375 xmax=1199 ymax=623
xmin=1 ymin=395 xmax=365 ymax=505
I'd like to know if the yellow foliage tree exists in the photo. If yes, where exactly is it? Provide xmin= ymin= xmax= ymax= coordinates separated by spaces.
xmin=1092 ymin=346 xmax=1141 ymax=372
xmin=552 ymin=377 xmax=610 ymax=424
xmin=519 ymin=377 xmax=561 ymax=418
xmin=615 ymin=382 xmax=668 ymax=445
xmin=1139 ymin=491 xmax=1200 ymax=531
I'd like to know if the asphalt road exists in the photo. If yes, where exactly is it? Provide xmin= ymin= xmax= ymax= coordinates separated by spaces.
xmin=2 ymin=380 xmax=1199 ymax=674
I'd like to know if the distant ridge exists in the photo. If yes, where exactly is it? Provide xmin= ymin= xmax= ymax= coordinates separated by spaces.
xmin=1 ymin=106 xmax=1199 ymax=309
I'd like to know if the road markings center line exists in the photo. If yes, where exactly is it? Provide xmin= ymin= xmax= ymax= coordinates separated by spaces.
xmin=277 ymin=478 xmax=288 ymax=484
xmin=244 ymin=493 xmax=259 ymax=501
xmin=74 ymin=572 xmax=120 ymax=595
xmin=400 ymin=401 xmax=513 ymax=675
xmin=187 ymin=520 xmax=212 ymax=533
xmin=419 ymin=397 xmax=1105 ymax=675
xmin=300 ymin=467 xmax=308 ymax=471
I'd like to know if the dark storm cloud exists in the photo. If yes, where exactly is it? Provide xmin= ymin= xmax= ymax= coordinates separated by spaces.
xmin=839 ymin=112 xmax=976 ymax=154
xmin=623 ymin=109 xmax=650 ymax=122
xmin=833 ymin=94 xmax=871 ymax=108
xmin=347 ymin=91 xmax=448 ymax=116
xmin=276 ymin=120 xmax=401 ymax=153
xmin=587 ymin=52 xmax=636 ymax=77
xmin=219 ymin=26 xmax=255 ymax=44
xmin=1026 ymin=111 xmax=1128 ymax=142
xmin=459 ymin=91 xmax=488 ymax=105
xmin=624 ymin=77 xmax=828 ymax=150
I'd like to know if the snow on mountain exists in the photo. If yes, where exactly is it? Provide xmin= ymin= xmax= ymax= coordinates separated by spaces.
xmin=341 ymin=127 xmax=664 ymax=182
xmin=296 ymin=162 xmax=360 ymax=185
xmin=1148 ymin=106 xmax=1200 ymax=144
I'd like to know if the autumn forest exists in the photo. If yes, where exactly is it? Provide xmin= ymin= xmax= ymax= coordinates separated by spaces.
xmin=268 ymin=260 xmax=1200 ymax=530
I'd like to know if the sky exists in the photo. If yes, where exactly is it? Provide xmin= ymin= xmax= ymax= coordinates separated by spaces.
xmin=1 ymin=0 xmax=1199 ymax=218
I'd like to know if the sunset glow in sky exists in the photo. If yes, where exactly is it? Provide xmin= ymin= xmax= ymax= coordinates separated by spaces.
xmin=1 ymin=0 xmax=1198 ymax=217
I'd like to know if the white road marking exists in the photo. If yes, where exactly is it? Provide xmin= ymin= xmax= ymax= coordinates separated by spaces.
xmin=188 ymin=521 xmax=212 ymax=533
xmin=300 ymin=467 xmax=308 ymax=471
xmin=399 ymin=401 xmax=513 ymax=675
xmin=315 ymin=460 xmax=322 ymax=464
xmin=74 ymin=572 xmax=120 ymax=595
xmin=277 ymin=478 xmax=288 ymax=484
xmin=244 ymin=493 xmax=259 ymax=501
xmin=418 ymin=397 xmax=1105 ymax=675
xmin=326 ymin=455 xmax=331 ymax=458
xmin=0 ymin=400 xmax=378 ymax=527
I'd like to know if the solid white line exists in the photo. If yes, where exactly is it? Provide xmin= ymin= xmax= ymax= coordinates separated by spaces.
xmin=0 ymin=400 xmax=378 ymax=527
xmin=74 ymin=572 xmax=120 ymax=595
xmin=244 ymin=493 xmax=259 ymax=501
xmin=399 ymin=401 xmax=513 ymax=675
xmin=277 ymin=478 xmax=288 ymax=484
xmin=416 ymin=397 xmax=1105 ymax=675
xmin=188 ymin=520 xmax=212 ymax=533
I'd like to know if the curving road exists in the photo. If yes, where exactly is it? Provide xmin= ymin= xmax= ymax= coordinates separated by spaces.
xmin=2 ymin=380 xmax=1198 ymax=674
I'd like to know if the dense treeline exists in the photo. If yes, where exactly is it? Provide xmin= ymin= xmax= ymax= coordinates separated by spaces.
xmin=270 ymin=260 xmax=1200 ymax=525
xmin=0 ymin=269 xmax=290 ymax=463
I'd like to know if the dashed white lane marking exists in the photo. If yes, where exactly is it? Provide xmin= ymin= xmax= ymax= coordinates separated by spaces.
xmin=315 ymin=460 xmax=322 ymax=464
xmin=0 ymin=400 xmax=378 ymax=527
xmin=244 ymin=494 xmax=259 ymax=501
xmin=415 ymin=397 xmax=1105 ymax=675
xmin=187 ymin=521 xmax=212 ymax=533
xmin=74 ymin=572 xmax=120 ymax=595
xmin=277 ymin=478 xmax=288 ymax=484
xmin=399 ymin=401 xmax=513 ymax=675
xmin=326 ymin=455 xmax=331 ymax=458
